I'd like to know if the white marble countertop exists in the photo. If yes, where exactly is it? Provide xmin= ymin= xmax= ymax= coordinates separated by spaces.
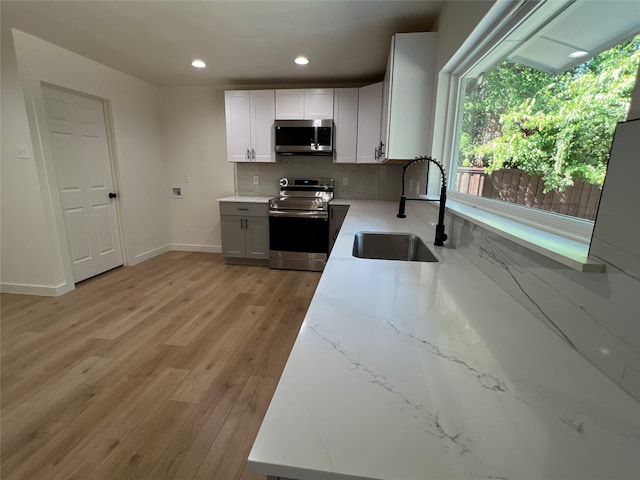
xmin=217 ymin=195 xmax=272 ymax=203
xmin=248 ymin=200 xmax=640 ymax=480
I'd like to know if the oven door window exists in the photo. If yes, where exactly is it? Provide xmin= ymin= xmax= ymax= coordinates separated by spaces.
xmin=269 ymin=216 xmax=329 ymax=253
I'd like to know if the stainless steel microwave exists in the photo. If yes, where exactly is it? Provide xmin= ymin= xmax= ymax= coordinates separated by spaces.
xmin=274 ymin=119 xmax=333 ymax=155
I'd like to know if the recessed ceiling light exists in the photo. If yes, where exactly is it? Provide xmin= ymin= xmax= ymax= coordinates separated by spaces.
xmin=568 ymin=50 xmax=589 ymax=58
xmin=191 ymin=59 xmax=206 ymax=69
xmin=294 ymin=56 xmax=309 ymax=66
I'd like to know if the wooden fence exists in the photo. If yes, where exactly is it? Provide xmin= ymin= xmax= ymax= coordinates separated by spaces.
xmin=455 ymin=167 xmax=602 ymax=221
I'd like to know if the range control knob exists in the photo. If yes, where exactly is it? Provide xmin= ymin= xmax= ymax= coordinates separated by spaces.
xmin=279 ymin=178 xmax=288 ymax=187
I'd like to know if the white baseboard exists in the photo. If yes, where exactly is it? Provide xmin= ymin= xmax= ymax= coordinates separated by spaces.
xmin=170 ymin=244 xmax=222 ymax=253
xmin=130 ymin=245 xmax=171 ymax=265
xmin=0 ymin=281 xmax=74 ymax=296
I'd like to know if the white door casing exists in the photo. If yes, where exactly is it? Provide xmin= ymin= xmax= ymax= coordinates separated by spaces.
xmin=42 ymin=86 xmax=123 ymax=282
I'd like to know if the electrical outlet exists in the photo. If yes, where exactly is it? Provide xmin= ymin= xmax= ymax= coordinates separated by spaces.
xmin=17 ymin=144 xmax=31 ymax=159
xmin=184 ymin=174 xmax=190 ymax=183
xmin=342 ymin=176 xmax=348 ymax=186
xmin=253 ymin=175 xmax=259 ymax=185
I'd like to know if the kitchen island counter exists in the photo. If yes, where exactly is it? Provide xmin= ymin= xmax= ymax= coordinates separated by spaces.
xmin=248 ymin=200 xmax=640 ymax=480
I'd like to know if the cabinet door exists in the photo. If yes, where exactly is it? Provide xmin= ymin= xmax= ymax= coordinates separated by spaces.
xmin=224 ymin=91 xmax=252 ymax=162
xmin=221 ymin=215 xmax=246 ymax=257
xmin=276 ymin=89 xmax=304 ymax=119
xmin=304 ymin=89 xmax=334 ymax=119
xmin=356 ymin=82 xmax=383 ymax=164
xmin=244 ymin=216 xmax=269 ymax=259
xmin=383 ymin=32 xmax=438 ymax=160
xmin=380 ymin=38 xmax=394 ymax=160
xmin=333 ymin=89 xmax=358 ymax=163
xmin=250 ymin=90 xmax=275 ymax=162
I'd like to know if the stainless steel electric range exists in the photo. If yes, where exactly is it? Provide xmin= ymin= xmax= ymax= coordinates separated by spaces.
xmin=268 ymin=178 xmax=334 ymax=272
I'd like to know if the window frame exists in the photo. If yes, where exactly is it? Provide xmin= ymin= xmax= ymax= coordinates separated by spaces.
xmin=437 ymin=0 xmax=634 ymax=246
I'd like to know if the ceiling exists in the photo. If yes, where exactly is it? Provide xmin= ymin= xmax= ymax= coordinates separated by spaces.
xmin=1 ymin=0 xmax=444 ymax=87
xmin=509 ymin=0 xmax=640 ymax=74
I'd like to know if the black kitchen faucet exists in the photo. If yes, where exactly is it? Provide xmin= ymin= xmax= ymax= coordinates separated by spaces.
xmin=397 ymin=156 xmax=448 ymax=246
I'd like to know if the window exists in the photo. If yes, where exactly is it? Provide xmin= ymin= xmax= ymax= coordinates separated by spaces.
xmin=446 ymin=0 xmax=640 ymax=240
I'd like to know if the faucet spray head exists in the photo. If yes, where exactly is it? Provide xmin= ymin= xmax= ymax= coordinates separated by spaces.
xmin=397 ymin=155 xmax=448 ymax=246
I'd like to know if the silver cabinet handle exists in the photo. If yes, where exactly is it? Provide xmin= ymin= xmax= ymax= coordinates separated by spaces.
xmin=246 ymin=148 xmax=250 ymax=160
xmin=251 ymin=148 xmax=256 ymax=160
xmin=244 ymin=218 xmax=248 ymax=229
xmin=375 ymin=147 xmax=379 ymax=159
xmin=240 ymin=218 xmax=244 ymax=229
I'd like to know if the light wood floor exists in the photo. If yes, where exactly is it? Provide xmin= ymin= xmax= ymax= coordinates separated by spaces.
xmin=1 ymin=252 xmax=321 ymax=480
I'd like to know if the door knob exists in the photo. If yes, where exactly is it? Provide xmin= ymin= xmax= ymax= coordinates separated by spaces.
xmin=108 ymin=192 xmax=117 ymax=198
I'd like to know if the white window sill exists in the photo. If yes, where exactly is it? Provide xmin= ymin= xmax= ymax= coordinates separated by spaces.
xmin=444 ymin=198 xmax=605 ymax=273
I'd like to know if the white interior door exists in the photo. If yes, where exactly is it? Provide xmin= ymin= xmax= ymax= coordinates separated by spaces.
xmin=42 ymin=85 xmax=123 ymax=283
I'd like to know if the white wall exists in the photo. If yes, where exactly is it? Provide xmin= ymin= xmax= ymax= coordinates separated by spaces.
xmin=1 ymin=29 xmax=170 ymax=295
xmin=160 ymin=86 xmax=234 ymax=252
xmin=424 ymin=0 xmax=496 ymax=193
xmin=434 ymin=0 xmax=496 ymax=73
xmin=0 ymin=26 xmax=61 ymax=294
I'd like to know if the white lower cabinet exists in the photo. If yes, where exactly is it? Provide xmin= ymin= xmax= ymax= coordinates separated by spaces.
xmin=220 ymin=202 xmax=269 ymax=263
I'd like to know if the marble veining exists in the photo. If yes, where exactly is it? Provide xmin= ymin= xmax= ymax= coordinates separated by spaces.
xmin=589 ymin=119 xmax=640 ymax=278
xmin=476 ymin=232 xmax=578 ymax=349
xmin=449 ymin=208 xmax=640 ymax=401
xmin=249 ymin=200 xmax=640 ymax=480
xmin=589 ymin=235 xmax=640 ymax=281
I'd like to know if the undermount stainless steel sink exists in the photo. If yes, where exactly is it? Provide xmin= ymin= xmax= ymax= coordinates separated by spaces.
xmin=352 ymin=232 xmax=438 ymax=262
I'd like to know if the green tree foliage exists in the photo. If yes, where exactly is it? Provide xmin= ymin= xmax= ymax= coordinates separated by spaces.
xmin=459 ymin=35 xmax=640 ymax=192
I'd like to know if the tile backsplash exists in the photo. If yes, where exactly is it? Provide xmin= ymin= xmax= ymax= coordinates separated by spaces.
xmin=235 ymin=156 xmax=403 ymax=200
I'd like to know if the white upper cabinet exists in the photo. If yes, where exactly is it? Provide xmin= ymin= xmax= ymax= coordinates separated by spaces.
xmin=225 ymin=91 xmax=252 ymax=162
xmin=276 ymin=89 xmax=334 ymax=119
xmin=380 ymin=32 xmax=438 ymax=161
xmin=224 ymin=90 xmax=276 ymax=163
xmin=304 ymin=89 xmax=334 ymax=119
xmin=249 ymin=90 xmax=276 ymax=162
xmin=275 ymin=89 xmax=304 ymax=119
xmin=333 ymin=88 xmax=359 ymax=164
xmin=356 ymin=82 xmax=383 ymax=164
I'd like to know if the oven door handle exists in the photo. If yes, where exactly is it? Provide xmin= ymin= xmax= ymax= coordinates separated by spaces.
xmin=269 ymin=210 xmax=328 ymax=220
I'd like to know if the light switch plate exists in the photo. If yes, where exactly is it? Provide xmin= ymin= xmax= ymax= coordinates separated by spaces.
xmin=253 ymin=176 xmax=259 ymax=185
